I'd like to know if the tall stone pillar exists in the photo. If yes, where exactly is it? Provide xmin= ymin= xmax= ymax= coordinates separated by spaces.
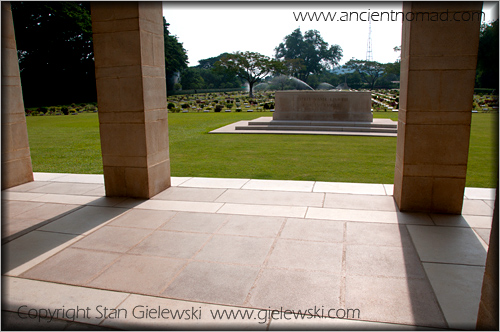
xmin=476 ymin=192 xmax=499 ymax=330
xmin=91 ymin=2 xmax=170 ymax=198
xmin=394 ymin=2 xmax=483 ymax=214
xmin=1 ymin=1 xmax=34 ymax=190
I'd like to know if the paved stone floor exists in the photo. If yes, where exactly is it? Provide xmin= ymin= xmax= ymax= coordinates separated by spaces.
xmin=2 ymin=173 xmax=495 ymax=330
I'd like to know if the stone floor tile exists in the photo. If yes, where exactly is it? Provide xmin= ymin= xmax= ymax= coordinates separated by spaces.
xmin=483 ymin=199 xmax=495 ymax=209
xmin=179 ymin=177 xmax=250 ymax=189
xmin=64 ymin=321 xmax=117 ymax=330
xmin=109 ymin=209 xmax=176 ymax=229
xmin=384 ymin=184 xmax=394 ymax=196
xmin=266 ymin=239 xmax=342 ymax=272
xmin=473 ymin=227 xmax=491 ymax=245
xmin=38 ymin=206 xmax=128 ymax=235
xmin=3 ymin=218 xmax=49 ymax=241
xmin=280 ymin=218 xmax=344 ymax=243
xmin=462 ymin=200 xmax=494 ymax=216
xmin=113 ymin=198 xmax=147 ymax=209
xmin=241 ymin=179 xmax=315 ymax=192
xmin=3 ymin=203 xmax=80 ymax=241
xmin=129 ymin=230 xmax=211 ymax=259
xmin=345 ymin=275 xmax=447 ymax=328
xmin=10 ymin=203 xmax=81 ymax=222
xmin=2 ymin=192 xmax=45 ymax=201
xmin=246 ymin=268 xmax=340 ymax=311
xmin=407 ymin=225 xmax=488 ymax=265
xmin=268 ymin=316 xmax=438 ymax=330
xmin=21 ymin=247 xmax=120 ymax=285
xmin=33 ymin=172 xmax=67 ymax=181
xmin=313 ymin=182 xmax=386 ymax=195
xmin=2 ymin=231 xmax=82 ymax=276
xmin=71 ymin=226 xmax=152 ymax=253
xmin=51 ymin=173 xmax=105 ymax=184
xmin=1 ymin=310 xmax=71 ymax=330
xmin=3 ymin=312 xmax=116 ymax=331
xmin=100 ymin=293 xmax=269 ymax=330
xmin=134 ymin=199 xmax=223 ymax=213
xmin=29 ymin=182 xmax=104 ymax=195
xmin=170 ymin=176 xmax=192 ymax=186
xmin=161 ymin=211 xmax=228 ymax=233
xmin=217 ymin=215 xmax=285 ymax=237
xmin=218 ymin=203 xmax=307 ymax=218
xmin=2 ymin=201 xmax=44 ymax=219
xmin=423 ymin=262 xmax=485 ymax=330
xmin=81 ymin=187 xmax=106 ymax=196
xmin=464 ymin=187 xmax=497 ymax=200
xmin=161 ymin=261 xmax=260 ymax=306
xmin=346 ymin=222 xmax=412 ymax=247
xmin=88 ymin=254 xmax=186 ymax=295
xmin=85 ymin=196 xmax=129 ymax=207
xmin=4 ymin=181 xmax=51 ymax=192
xmin=152 ymin=187 xmax=226 ymax=202
xmin=216 ymin=189 xmax=324 ymax=207
xmin=430 ymin=213 xmax=493 ymax=228
xmin=395 ymin=212 xmax=435 ymax=225
xmin=31 ymin=194 xmax=100 ymax=205
xmin=323 ymin=193 xmax=398 ymax=211
xmin=306 ymin=208 xmax=433 ymax=225
xmin=346 ymin=244 xmax=426 ymax=279
xmin=3 ymin=276 xmax=129 ymax=325
xmin=195 ymin=235 xmax=274 ymax=265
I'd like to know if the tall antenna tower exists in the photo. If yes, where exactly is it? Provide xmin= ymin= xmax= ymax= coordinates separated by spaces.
xmin=366 ymin=17 xmax=373 ymax=61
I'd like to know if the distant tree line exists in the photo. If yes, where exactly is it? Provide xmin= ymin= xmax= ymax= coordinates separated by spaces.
xmin=10 ymin=3 xmax=499 ymax=106
xmin=11 ymin=2 xmax=95 ymax=107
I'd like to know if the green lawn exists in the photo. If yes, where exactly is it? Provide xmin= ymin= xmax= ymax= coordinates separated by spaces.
xmin=26 ymin=111 xmax=498 ymax=187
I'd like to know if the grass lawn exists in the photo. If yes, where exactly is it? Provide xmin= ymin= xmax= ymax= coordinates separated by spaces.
xmin=26 ymin=111 xmax=498 ymax=188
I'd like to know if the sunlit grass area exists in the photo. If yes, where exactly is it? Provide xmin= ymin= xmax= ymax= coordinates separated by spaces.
xmin=26 ymin=111 xmax=497 ymax=187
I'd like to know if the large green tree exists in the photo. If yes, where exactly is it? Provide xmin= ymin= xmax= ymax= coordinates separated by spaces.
xmin=344 ymin=59 xmax=386 ymax=90
xmin=216 ymin=52 xmax=280 ymax=97
xmin=476 ymin=19 xmax=499 ymax=90
xmin=11 ymin=2 xmax=95 ymax=107
xmin=195 ymin=53 xmax=230 ymax=69
xmin=275 ymin=28 xmax=342 ymax=81
xmin=180 ymin=67 xmax=205 ymax=90
xmin=163 ymin=18 xmax=188 ymax=91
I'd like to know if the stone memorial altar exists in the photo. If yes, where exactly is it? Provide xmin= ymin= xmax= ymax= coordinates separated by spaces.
xmin=210 ymin=90 xmax=397 ymax=137
xmin=273 ymin=91 xmax=373 ymax=122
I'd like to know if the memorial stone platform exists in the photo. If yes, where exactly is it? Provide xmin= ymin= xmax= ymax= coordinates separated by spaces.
xmin=274 ymin=91 xmax=373 ymax=122
xmin=211 ymin=91 xmax=398 ymax=137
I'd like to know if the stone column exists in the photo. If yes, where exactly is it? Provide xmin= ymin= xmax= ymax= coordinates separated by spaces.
xmin=476 ymin=192 xmax=498 ymax=330
xmin=394 ymin=2 xmax=483 ymax=214
xmin=91 ymin=2 xmax=170 ymax=198
xmin=1 ymin=1 xmax=34 ymax=190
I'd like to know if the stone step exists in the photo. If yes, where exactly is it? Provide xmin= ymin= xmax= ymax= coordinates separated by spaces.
xmin=248 ymin=120 xmax=397 ymax=129
xmin=235 ymin=124 xmax=398 ymax=133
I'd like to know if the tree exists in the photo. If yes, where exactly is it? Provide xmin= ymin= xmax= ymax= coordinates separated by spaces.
xmin=216 ymin=51 xmax=279 ymax=98
xmin=195 ymin=53 xmax=243 ymax=89
xmin=476 ymin=19 xmax=499 ymax=89
xmin=195 ymin=53 xmax=230 ymax=69
xmin=275 ymin=28 xmax=342 ymax=81
xmin=180 ymin=67 xmax=204 ymax=90
xmin=393 ymin=45 xmax=401 ymax=61
xmin=11 ymin=2 xmax=95 ymax=106
xmin=163 ymin=18 xmax=188 ymax=91
xmin=383 ymin=61 xmax=401 ymax=83
xmin=344 ymin=59 xmax=385 ymax=90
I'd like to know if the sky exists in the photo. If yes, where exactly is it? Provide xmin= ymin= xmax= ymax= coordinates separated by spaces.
xmin=163 ymin=1 xmax=499 ymax=68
